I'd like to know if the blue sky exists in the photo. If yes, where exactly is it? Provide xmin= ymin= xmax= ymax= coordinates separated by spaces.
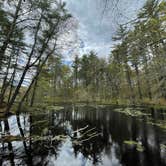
xmin=63 ymin=0 xmax=146 ymax=61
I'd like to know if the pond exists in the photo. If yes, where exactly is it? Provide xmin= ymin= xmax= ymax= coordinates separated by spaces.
xmin=0 ymin=105 xmax=166 ymax=166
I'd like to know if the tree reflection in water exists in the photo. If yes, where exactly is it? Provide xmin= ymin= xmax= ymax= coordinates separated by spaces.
xmin=0 ymin=105 xmax=165 ymax=166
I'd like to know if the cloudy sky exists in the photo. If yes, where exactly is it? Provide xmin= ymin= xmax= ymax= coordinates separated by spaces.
xmin=62 ymin=0 xmax=146 ymax=61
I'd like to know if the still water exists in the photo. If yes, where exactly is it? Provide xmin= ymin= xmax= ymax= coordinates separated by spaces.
xmin=0 ymin=105 xmax=166 ymax=166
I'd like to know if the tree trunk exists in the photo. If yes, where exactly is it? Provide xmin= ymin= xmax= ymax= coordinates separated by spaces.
xmin=134 ymin=63 xmax=142 ymax=100
xmin=7 ymin=56 xmax=19 ymax=103
xmin=0 ymin=53 xmax=12 ymax=104
xmin=30 ymin=74 xmax=38 ymax=107
xmin=17 ymin=43 xmax=57 ymax=112
xmin=124 ymin=62 xmax=135 ymax=104
xmin=5 ymin=15 xmax=42 ymax=115
xmin=143 ymin=55 xmax=152 ymax=100
xmin=0 ymin=0 xmax=23 ymax=68
xmin=0 ymin=47 xmax=17 ymax=105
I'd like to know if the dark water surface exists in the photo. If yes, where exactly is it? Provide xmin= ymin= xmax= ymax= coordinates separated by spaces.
xmin=0 ymin=105 xmax=166 ymax=166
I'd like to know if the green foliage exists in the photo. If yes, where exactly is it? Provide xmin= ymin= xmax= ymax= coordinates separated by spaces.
xmin=1 ymin=0 xmax=165 ymax=108
xmin=0 ymin=0 xmax=73 ymax=115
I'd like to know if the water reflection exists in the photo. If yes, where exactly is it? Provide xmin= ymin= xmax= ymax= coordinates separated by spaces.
xmin=0 ymin=105 xmax=166 ymax=166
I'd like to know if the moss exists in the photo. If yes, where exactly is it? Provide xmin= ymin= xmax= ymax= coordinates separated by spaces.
xmin=124 ymin=140 xmax=138 ymax=145
xmin=147 ymin=118 xmax=166 ymax=131
xmin=124 ymin=140 xmax=144 ymax=152
xmin=160 ymin=144 xmax=166 ymax=151
xmin=74 ymin=103 xmax=88 ymax=107
xmin=113 ymin=107 xmax=149 ymax=117
xmin=46 ymin=105 xmax=64 ymax=111
xmin=155 ymin=121 xmax=166 ymax=130
xmin=136 ymin=144 xmax=144 ymax=152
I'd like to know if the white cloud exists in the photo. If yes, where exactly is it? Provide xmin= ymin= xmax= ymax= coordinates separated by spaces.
xmin=61 ymin=0 xmax=145 ymax=60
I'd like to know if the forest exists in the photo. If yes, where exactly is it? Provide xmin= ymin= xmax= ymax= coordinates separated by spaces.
xmin=0 ymin=0 xmax=166 ymax=166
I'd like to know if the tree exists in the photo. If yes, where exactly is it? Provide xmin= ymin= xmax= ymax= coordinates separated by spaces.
xmin=0 ymin=0 xmax=71 ymax=114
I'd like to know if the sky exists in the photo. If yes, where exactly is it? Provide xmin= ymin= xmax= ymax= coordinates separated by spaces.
xmin=62 ymin=0 xmax=146 ymax=62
